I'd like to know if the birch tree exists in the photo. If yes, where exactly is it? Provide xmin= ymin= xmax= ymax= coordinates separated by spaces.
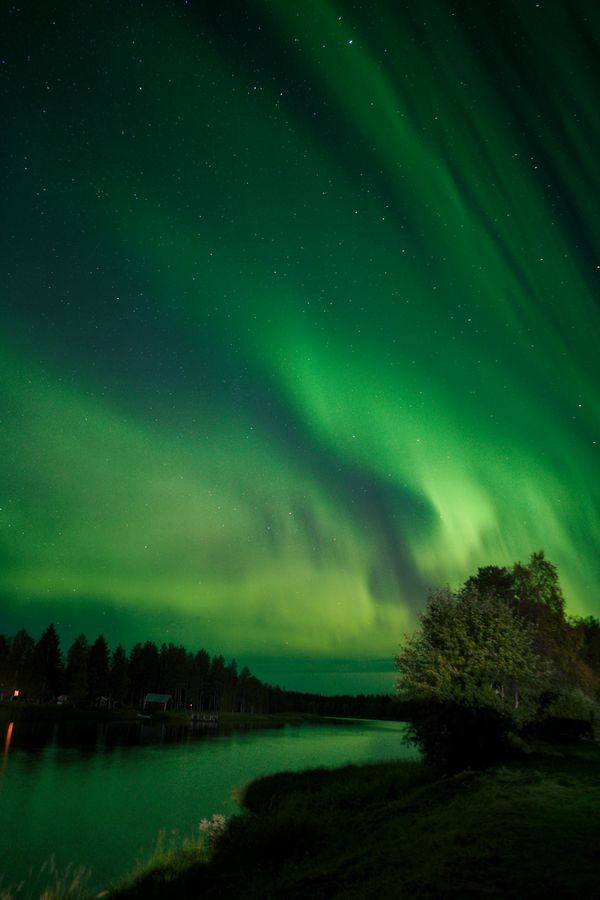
xmin=395 ymin=586 xmax=548 ymax=768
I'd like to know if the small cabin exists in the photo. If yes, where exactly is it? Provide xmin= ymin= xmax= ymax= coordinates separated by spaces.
xmin=143 ymin=693 xmax=173 ymax=712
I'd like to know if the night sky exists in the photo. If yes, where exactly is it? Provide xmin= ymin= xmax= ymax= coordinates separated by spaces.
xmin=2 ymin=0 xmax=599 ymax=693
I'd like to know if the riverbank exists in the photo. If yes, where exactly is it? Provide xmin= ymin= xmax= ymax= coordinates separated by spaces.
xmin=107 ymin=740 xmax=600 ymax=899
xmin=0 ymin=702 xmax=331 ymax=728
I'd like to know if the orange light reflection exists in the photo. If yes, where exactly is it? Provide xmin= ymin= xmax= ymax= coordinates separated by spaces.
xmin=0 ymin=722 xmax=15 ymax=782
xmin=4 ymin=722 xmax=14 ymax=755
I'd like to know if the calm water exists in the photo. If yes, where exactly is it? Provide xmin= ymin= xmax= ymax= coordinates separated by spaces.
xmin=0 ymin=718 xmax=417 ymax=893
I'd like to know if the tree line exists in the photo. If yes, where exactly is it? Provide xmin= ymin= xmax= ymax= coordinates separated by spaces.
xmin=395 ymin=551 xmax=600 ymax=770
xmin=0 ymin=628 xmax=274 ymax=713
xmin=0 ymin=627 xmax=396 ymax=719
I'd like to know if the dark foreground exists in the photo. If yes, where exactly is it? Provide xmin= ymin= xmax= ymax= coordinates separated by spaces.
xmin=107 ymin=741 xmax=600 ymax=899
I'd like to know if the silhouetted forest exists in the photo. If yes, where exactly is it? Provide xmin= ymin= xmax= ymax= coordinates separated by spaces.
xmin=0 ymin=625 xmax=398 ymax=719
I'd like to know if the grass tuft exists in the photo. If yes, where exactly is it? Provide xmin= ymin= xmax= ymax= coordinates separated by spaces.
xmin=0 ymin=856 xmax=91 ymax=900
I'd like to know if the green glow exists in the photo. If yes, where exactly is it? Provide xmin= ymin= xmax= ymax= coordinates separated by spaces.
xmin=1 ymin=0 xmax=599 ymax=691
xmin=0 ymin=348 xmax=412 ymax=661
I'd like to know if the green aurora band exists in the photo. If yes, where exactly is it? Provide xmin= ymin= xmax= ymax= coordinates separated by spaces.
xmin=1 ymin=0 xmax=599 ymax=692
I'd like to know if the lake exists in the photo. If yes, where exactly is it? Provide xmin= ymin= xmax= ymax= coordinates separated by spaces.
xmin=0 ymin=717 xmax=417 ymax=894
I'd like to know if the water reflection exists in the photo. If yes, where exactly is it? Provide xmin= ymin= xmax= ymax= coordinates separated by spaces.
xmin=0 ymin=716 xmax=415 ymax=892
xmin=0 ymin=716 xmax=282 ymax=756
xmin=3 ymin=721 xmax=13 ymax=754
xmin=0 ymin=721 xmax=14 ymax=780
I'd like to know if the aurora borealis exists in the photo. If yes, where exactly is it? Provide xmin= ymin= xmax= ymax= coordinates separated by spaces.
xmin=1 ymin=0 xmax=599 ymax=693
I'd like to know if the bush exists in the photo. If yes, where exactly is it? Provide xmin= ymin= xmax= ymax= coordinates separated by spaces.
xmin=523 ymin=716 xmax=593 ymax=743
xmin=403 ymin=698 xmax=516 ymax=771
xmin=537 ymin=688 xmax=599 ymax=722
xmin=212 ymin=810 xmax=323 ymax=871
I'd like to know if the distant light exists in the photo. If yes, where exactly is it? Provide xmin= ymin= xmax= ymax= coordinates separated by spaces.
xmin=12 ymin=690 xmax=19 ymax=698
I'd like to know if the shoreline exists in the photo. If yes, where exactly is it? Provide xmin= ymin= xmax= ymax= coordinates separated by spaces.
xmin=106 ymin=739 xmax=600 ymax=899
xmin=3 ymin=706 xmax=599 ymax=898
xmin=0 ymin=701 xmax=376 ymax=728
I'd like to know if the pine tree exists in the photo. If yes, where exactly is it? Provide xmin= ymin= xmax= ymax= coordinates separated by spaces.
xmin=88 ymin=635 xmax=110 ymax=701
xmin=65 ymin=634 xmax=89 ymax=704
xmin=32 ymin=624 xmax=63 ymax=701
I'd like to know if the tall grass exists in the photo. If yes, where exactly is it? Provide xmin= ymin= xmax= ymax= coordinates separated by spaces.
xmin=106 ymin=816 xmax=227 ymax=897
xmin=0 ymin=856 xmax=91 ymax=900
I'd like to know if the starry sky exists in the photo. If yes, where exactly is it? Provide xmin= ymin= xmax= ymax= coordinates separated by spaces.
xmin=1 ymin=0 xmax=599 ymax=694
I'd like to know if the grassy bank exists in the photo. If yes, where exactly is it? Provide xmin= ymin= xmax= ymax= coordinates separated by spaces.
xmin=107 ymin=741 xmax=600 ymax=899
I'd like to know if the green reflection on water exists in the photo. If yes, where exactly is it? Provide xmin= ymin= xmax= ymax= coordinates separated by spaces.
xmin=0 ymin=719 xmax=416 ymax=891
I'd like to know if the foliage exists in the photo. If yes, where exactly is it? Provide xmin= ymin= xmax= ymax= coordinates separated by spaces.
xmin=397 ymin=552 xmax=600 ymax=769
xmin=395 ymin=585 xmax=548 ymax=768
xmin=395 ymin=587 xmax=546 ymax=711
xmin=511 ymin=551 xmax=565 ymax=613
xmin=467 ymin=551 xmax=598 ymax=694
xmin=538 ymin=687 xmax=599 ymax=722
xmin=401 ymin=698 xmax=517 ymax=770
xmin=577 ymin=616 xmax=600 ymax=670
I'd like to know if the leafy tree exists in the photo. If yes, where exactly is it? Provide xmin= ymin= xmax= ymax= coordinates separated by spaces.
xmin=396 ymin=587 xmax=545 ymax=711
xmin=466 ymin=551 xmax=593 ymax=694
xmin=465 ymin=564 xmax=515 ymax=606
xmin=395 ymin=586 xmax=547 ymax=769
xmin=513 ymin=551 xmax=565 ymax=615
xmin=577 ymin=616 xmax=600 ymax=674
